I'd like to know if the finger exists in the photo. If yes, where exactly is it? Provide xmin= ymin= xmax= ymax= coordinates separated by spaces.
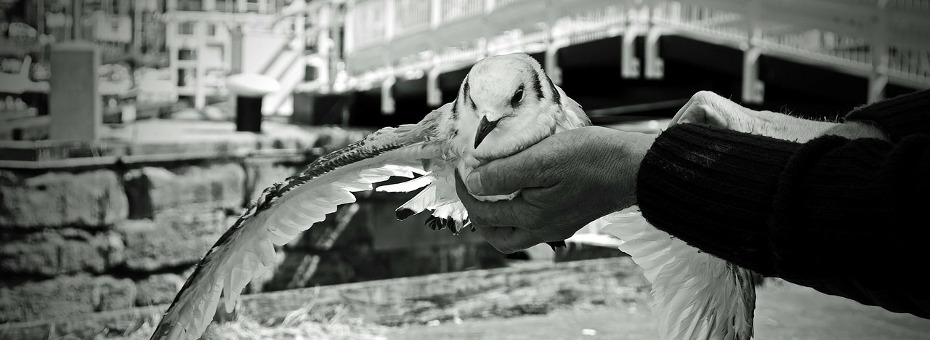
xmin=669 ymin=94 xmax=700 ymax=126
xmin=466 ymin=151 xmax=556 ymax=196
xmin=475 ymin=224 xmax=540 ymax=254
xmin=672 ymin=91 xmax=733 ymax=128
xmin=455 ymin=170 xmax=541 ymax=227
xmin=454 ymin=169 xmax=483 ymax=207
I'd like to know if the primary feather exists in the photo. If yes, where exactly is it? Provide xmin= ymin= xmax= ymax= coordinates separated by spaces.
xmin=151 ymin=115 xmax=448 ymax=339
xmin=151 ymin=53 xmax=757 ymax=340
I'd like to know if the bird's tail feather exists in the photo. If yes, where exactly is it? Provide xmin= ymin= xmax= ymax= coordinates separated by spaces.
xmin=600 ymin=207 xmax=756 ymax=340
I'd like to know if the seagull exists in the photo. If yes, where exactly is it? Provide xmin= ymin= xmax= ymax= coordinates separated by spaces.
xmin=151 ymin=53 xmax=756 ymax=340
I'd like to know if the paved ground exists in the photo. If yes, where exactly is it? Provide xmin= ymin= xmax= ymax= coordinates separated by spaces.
xmin=387 ymin=281 xmax=930 ymax=340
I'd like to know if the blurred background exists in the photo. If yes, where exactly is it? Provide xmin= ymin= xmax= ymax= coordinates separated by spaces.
xmin=1 ymin=0 xmax=929 ymax=339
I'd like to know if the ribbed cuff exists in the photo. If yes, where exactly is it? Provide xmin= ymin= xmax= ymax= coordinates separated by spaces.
xmin=844 ymin=89 xmax=930 ymax=142
xmin=636 ymin=124 xmax=802 ymax=275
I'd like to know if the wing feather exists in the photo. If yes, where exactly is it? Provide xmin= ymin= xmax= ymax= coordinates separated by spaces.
xmin=151 ymin=106 xmax=452 ymax=340
xmin=376 ymin=175 xmax=433 ymax=193
xmin=600 ymin=207 xmax=757 ymax=340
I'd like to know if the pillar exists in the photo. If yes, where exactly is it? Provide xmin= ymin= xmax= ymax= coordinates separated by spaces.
xmin=50 ymin=42 xmax=101 ymax=141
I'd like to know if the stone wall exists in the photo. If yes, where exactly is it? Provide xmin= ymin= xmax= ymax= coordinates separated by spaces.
xmin=0 ymin=138 xmax=499 ymax=325
xmin=0 ymin=163 xmax=244 ymax=323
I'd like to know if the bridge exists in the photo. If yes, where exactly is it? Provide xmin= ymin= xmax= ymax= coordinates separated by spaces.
xmin=296 ymin=0 xmax=930 ymax=127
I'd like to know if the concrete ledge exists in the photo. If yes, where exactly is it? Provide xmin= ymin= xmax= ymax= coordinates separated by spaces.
xmin=0 ymin=120 xmax=373 ymax=170
xmin=0 ymin=257 xmax=641 ymax=339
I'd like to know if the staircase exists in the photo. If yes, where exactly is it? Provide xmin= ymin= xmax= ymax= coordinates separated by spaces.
xmin=259 ymin=34 xmax=306 ymax=116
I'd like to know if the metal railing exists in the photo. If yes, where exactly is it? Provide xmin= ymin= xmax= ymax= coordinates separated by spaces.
xmin=440 ymin=0 xmax=485 ymax=23
xmin=341 ymin=0 xmax=930 ymax=93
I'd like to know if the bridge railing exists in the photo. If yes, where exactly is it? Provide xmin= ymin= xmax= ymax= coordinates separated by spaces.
xmin=342 ymin=0 xmax=930 ymax=103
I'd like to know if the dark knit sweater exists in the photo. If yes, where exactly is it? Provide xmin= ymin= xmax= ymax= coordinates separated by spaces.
xmin=636 ymin=89 xmax=930 ymax=319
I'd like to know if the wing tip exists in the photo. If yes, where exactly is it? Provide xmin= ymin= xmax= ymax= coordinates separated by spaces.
xmin=395 ymin=208 xmax=416 ymax=220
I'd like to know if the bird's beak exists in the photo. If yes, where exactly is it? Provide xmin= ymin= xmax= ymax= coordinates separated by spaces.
xmin=474 ymin=116 xmax=499 ymax=149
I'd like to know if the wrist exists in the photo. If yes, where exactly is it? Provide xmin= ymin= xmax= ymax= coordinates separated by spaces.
xmin=749 ymin=110 xmax=837 ymax=142
xmin=822 ymin=121 xmax=890 ymax=142
xmin=597 ymin=128 xmax=657 ymax=205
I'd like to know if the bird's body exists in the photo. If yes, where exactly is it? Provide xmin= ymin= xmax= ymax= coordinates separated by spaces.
xmin=152 ymin=53 xmax=756 ymax=340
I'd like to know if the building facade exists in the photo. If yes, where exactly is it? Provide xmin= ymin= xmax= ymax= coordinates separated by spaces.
xmin=164 ymin=0 xmax=310 ymax=114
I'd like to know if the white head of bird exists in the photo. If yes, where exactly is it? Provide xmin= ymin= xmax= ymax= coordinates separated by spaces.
xmin=452 ymin=54 xmax=566 ymax=174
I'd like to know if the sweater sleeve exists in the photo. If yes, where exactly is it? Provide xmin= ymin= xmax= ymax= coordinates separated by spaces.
xmin=843 ymin=89 xmax=930 ymax=142
xmin=636 ymin=124 xmax=797 ymax=276
xmin=637 ymin=124 xmax=930 ymax=317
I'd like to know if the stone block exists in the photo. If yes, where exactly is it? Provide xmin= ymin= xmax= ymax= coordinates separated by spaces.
xmin=134 ymin=273 xmax=184 ymax=307
xmin=96 ymin=276 xmax=137 ymax=311
xmin=0 ymin=170 xmax=128 ymax=229
xmin=0 ymin=229 xmax=124 ymax=277
xmin=0 ymin=275 xmax=136 ymax=323
xmin=116 ymin=209 xmax=230 ymax=272
xmin=124 ymin=163 xmax=245 ymax=218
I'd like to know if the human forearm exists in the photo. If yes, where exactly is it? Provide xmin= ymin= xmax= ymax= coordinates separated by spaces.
xmin=637 ymin=124 xmax=930 ymax=285
xmin=843 ymin=89 xmax=930 ymax=142
xmin=636 ymin=124 xmax=797 ymax=275
xmin=769 ymin=134 xmax=930 ymax=282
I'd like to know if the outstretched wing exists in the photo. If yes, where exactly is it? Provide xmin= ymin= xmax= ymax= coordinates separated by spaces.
xmin=600 ymin=207 xmax=757 ymax=340
xmin=151 ymin=105 xmax=453 ymax=340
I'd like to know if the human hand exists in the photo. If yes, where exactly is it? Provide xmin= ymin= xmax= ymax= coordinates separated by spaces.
xmin=454 ymin=126 xmax=657 ymax=253
xmin=671 ymin=91 xmax=842 ymax=142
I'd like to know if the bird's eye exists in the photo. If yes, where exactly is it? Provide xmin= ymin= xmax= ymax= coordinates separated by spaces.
xmin=511 ymin=87 xmax=524 ymax=107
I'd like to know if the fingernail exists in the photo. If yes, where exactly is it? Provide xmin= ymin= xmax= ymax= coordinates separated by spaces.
xmin=466 ymin=172 xmax=483 ymax=195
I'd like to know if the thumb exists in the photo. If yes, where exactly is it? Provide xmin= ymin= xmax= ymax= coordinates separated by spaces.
xmin=467 ymin=154 xmax=551 ymax=196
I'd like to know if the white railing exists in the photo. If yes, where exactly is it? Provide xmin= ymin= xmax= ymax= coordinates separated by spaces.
xmin=348 ymin=0 xmax=388 ymax=50
xmin=552 ymin=5 xmax=636 ymax=45
xmin=495 ymin=0 xmax=529 ymax=7
xmin=440 ymin=0 xmax=485 ymax=23
xmin=394 ymin=0 xmax=432 ymax=36
xmin=342 ymin=0 xmax=930 ymax=94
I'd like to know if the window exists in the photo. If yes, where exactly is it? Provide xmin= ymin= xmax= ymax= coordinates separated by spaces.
xmin=214 ymin=0 xmax=233 ymax=12
xmin=246 ymin=0 xmax=261 ymax=13
xmin=178 ymin=22 xmax=194 ymax=35
xmin=304 ymin=65 xmax=318 ymax=81
xmin=177 ymin=68 xmax=190 ymax=87
xmin=178 ymin=48 xmax=197 ymax=61
xmin=207 ymin=24 xmax=217 ymax=36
